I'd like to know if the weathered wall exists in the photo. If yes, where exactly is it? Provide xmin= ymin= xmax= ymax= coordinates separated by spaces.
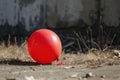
xmin=101 ymin=0 xmax=120 ymax=27
xmin=0 ymin=0 xmax=44 ymax=32
xmin=0 ymin=0 xmax=98 ymax=33
xmin=0 ymin=0 xmax=120 ymax=41
xmin=101 ymin=0 xmax=120 ymax=44
xmin=47 ymin=0 xmax=98 ymax=28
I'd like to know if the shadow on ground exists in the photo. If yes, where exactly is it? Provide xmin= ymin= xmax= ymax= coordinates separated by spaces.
xmin=0 ymin=59 xmax=40 ymax=66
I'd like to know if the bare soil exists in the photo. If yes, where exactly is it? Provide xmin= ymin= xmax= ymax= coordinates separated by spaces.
xmin=0 ymin=42 xmax=120 ymax=80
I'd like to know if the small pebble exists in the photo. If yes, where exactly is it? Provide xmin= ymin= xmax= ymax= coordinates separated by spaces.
xmin=101 ymin=75 xmax=106 ymax=78
xmin=29 ymin=67 xmax=36 ymax=71
xmin=25 ymin=76 xmax=35 ymax=80
xmin=85 ymin=72 xmax=94 ymax=78
xmin=71 ymin=73 xmax=78 ymax=78
xmin=113 ymin=50 xmax=120 ymax=57
xmin=64 ymin=66 xmax=75 ymax=69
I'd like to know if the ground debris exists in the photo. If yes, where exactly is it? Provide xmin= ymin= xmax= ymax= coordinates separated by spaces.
xmin=71 ymin=73 xmax=78 ymax=78
xmin=63 ymin=66 xmax=75 ymax=69
xmin=25 ymin=76 xmax=35 ymax=80
xmin=6 ymin=78 xmax=16 ymax=80
xmin=85 ymin=72 xmax=95 ymax=78
xmin=113 ymin=50 xmax=120 ymax=58
xmin=100 ymin=75 xmax=106 ymax=78
xmin=29 ymin=67 xmax=36 ymax=71
xmin=78 ymin=77 xmax=82 ymax=80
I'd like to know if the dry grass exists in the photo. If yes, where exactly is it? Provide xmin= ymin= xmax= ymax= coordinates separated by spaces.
xmin=0 ymin=41 xmax=32 ymax=62
xmin=0 ymin=41 xmax=120 ymax=67
xmin=60 ymin=48 xmax=120 ymax=67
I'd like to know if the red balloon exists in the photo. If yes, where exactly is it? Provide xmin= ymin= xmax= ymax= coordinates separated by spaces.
xmin=28 ymin=29 xmax=62 ymax=64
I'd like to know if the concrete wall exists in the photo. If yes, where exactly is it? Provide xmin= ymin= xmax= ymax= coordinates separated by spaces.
xmin=0 ymin=0 xmax=98 ymax=34
xmin=0 ymin=0 xmax=120 ymax=37
xmin=101 ymin=0 xmax=120 ymax=43
xmin=0 ymin=0 xmax=44 ymax=32
xmin=47 ymin=0 xmax=97 ymax=28
xmin=101 ymin=0 xmax=120 ymax=27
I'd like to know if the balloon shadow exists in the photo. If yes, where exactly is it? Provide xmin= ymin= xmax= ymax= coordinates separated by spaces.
xmin=0 ymin=59 xmax=40 ymax=66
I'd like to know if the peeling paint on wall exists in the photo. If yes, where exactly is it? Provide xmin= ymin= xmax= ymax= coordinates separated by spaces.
xmin=19 ymin=0 xmax=43 ymax=31
xmin=0 ymin=0 xmax=98 ymax=34
xmin=0 ymin=0 xmax=44 ymax=31
xmin=0 ymin=0 xmax=18 ymax=26
xmin=0 ymin=0 xmax=98 ymax=31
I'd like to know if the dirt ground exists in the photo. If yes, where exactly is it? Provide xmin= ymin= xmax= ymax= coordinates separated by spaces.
xmin=0 ymin=43 xmax=120 ymax=80
xmin=0 ymin=64 xmax=120 ymax=80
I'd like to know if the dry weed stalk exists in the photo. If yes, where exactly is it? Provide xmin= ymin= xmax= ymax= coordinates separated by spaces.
xmin=0 ymin=39 xmax=32 ymax=62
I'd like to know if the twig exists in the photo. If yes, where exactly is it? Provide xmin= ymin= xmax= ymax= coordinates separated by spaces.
xmin=74 ymin=32 xmax=89 ymax=51
xmin=109 ymin=34 xmax=116 ymax=48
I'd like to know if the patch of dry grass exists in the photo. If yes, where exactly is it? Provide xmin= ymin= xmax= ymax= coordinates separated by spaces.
xmin=60 ymin=48 xmax=120 ymax=67
xmin=0 ymin=41 xmax=120 ymax=67
xmin=0 ymin=41 xmax=32 ymax=62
